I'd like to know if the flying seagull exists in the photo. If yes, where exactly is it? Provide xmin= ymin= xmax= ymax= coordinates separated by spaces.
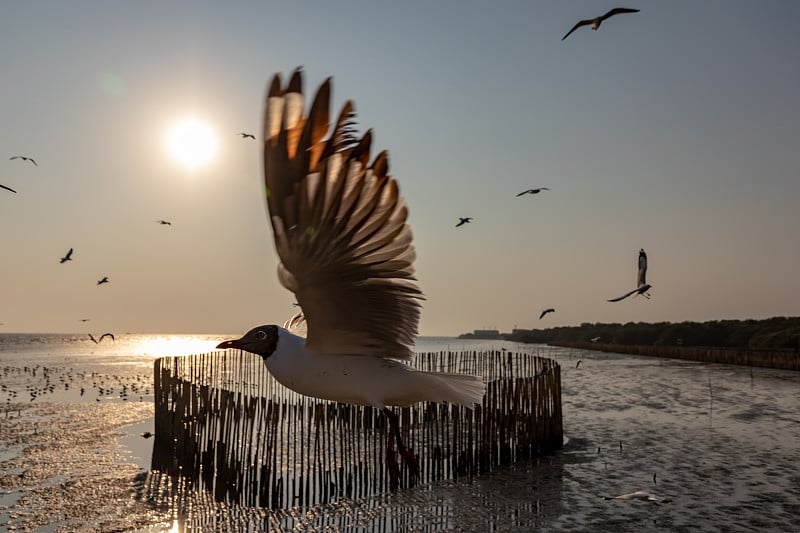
xmin=539 ymin=308 xmax=555 ymax=320
xmin=237 ymin=132 xmax=256 ymax=139
xmin=156 ymin=220 xmax=172 ymax=225
xmin=516 ymin=187 xmax=549 ymax=197
xmin=603 ymin=491 xmax=670 ymax=503
xmin=9 ymin=155 xmax=37 ymax=166
xmin=98 ymin=333 xmax=115 ymax=342
xmin=97 ymin=276 xmax=109 ymax=285
xmin=607 ymin=248 xmax=652 ymax=302
xmin=455 ymin=217 xmax=473 ymax=227
xmin=60 ymin=248 xmax=73 ymax=264
xmin=1 ymin=183 xmax=17 ymax=194
xmin=216 ymin=69 xmax=486 ymax=487
xmin=562 ymin=8 xmax=640 ymax=41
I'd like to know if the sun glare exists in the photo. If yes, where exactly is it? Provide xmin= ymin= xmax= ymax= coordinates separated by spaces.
xmin=166 ymin=118 xmax=218 ymax=169
xmin=136 ymin=335 xmax=220 ymax=357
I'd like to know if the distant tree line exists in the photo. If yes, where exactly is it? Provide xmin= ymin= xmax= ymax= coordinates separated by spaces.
xmin=461 ymin=316 xmax=800 ymax=350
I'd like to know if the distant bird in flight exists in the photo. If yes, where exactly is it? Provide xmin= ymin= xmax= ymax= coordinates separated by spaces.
xmin=1 ymin=183 xmax=17 ymax=194
xmin=9 ymin=155 xmax=37 ymax=166
xmin=456 ymin=217 xmax=473 ymax=227
xmin=517 ymin=187 xmax=549 ymax=197
xmin=156 ymin=220 xmax=172 ymax=225
xmin=608 ymin=248 xmax=652 ymax=302
xmin=539 ymin=308 xmax=555 ymax=320
xmin=237 ymin=132 xmax=256 ymax=139
xmin=590 ymin=336 xmax=601 ymax=343
xmin=562 ymin=8 xmax=640 ymax=41
xmin=60 ymin=248 xmax=74 ymax=264
xmin=576 ymin=360 xmax=582 ymax=368
xmin=79 ymin=318 xmax=91 ymax=322
xmin=97 ymin=276 xmax=110 ymax=285
xmin=87 ymin=333 xmax=115 ymax=344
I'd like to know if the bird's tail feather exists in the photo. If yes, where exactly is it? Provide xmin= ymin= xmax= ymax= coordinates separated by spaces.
xmin=420 ymin=370 xmax=486 ymax=407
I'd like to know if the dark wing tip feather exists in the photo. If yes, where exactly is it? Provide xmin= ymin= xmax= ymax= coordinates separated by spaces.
xmin=287 ymin=68 xmax=303 ymax=94
xmin=268 ymin=74 xmax=282 ymax=97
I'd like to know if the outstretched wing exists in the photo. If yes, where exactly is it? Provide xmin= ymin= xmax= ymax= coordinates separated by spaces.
xmin=601 ymin=8 xmax=640 ymax=21
xmin=1 ymin=183 xmax=17 ymax=193
xmin=637 ymin=249 xmax=647 ymax=287
xmin=562 ymin=19 xmax=593 ymax=41
xmin=607 ymin=288 xmax=638 ymax=303
xmin=264 ymin=70 xmax=423 ymax=361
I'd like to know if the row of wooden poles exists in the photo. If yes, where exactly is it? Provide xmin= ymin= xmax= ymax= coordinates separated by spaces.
xmin=552 ymin=342 xmax=800 ymax=371
xmin=152 ymin=350 xmax=562 ymax=510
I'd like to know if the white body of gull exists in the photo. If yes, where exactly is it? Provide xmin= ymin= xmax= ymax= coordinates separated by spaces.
xmin=607 ymin=248 xmax=652 ymax=302
xmin=562 ymin=8 xmax=640 ymax=41
xmin=217 ymin=70 xmax=486 ymax=484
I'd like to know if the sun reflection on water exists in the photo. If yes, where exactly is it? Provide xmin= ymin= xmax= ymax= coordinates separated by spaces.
xmin=134 ymin=335 xmax=221 ymax=357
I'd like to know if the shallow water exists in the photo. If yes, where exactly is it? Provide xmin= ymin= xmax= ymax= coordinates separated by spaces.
xmin=1 ymin=334 xmax=799 ymax=531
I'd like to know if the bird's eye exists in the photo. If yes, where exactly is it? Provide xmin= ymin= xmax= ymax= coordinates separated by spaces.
xmin=255 ymin=331 xmax=267 ymax=341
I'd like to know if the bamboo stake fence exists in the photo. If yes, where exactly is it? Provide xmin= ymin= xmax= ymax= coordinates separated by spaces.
xmin=152 ymin=349 xmax=562 ymax=509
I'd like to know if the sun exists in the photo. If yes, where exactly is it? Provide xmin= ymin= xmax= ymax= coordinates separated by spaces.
xmin=166 ymin=118 xmax=218 ymax=169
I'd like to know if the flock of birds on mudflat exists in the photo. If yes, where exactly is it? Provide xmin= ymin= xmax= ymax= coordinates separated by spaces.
xmin=2 ymin=363 xmax=151 ymax=406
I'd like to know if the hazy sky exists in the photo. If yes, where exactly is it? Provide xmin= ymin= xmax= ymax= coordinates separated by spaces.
xmin=1 ymin=1 xmax=798 ymax=335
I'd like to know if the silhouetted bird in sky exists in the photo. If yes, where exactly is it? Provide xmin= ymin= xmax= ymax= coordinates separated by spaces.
xmin=517 ymin=187 xmax=549 ymax=197
xmin=539 ymin=308 xmax=555 ymax=319
xmin=9 ymin=155 xmax=37 ymax=166
xmin=156 ymin=220 xmax=172 ymax=225
xmin=88 ymin=333 xmax=98 ymax=344
xmin=60 ymin=248 xmax=73 ymax=263
xmin=576 ymin=360 xmax=582 ymax=368
xmin=562 ymin=8 xmax=640 ymax=41
xmin=1 ymin=183 xmax=17 ymax=194
xmin=79 ymin=318 xmax=91 ymax=322
xmin=99 ymin=333 xmax=115 ymax=342
xmin=97 ymin=276 xmax=109 ymax=285
xmin=456 ymin=217 xmax=473 ymax=227
xmin=608 ymin=248 xmax=652 ymax=302
xmin=237 ymin=132 xmax=255 ymax=139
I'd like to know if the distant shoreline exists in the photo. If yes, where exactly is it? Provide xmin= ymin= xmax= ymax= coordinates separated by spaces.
xmin=550 ymin=341 xmax=800 ymax=371
xmin=459 ymin=316 xmax=800 ymax=352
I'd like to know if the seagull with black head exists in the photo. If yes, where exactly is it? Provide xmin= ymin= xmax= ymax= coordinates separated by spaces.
xmin=217 ymin=70 xmax=486 ymax=487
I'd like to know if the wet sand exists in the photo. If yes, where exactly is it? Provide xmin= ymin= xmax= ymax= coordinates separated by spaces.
xmin=1 ymin=347 xmax=799 ymax=531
